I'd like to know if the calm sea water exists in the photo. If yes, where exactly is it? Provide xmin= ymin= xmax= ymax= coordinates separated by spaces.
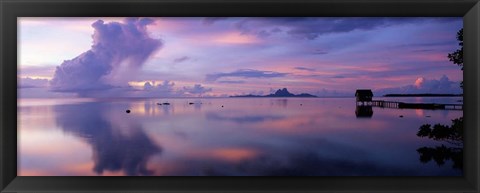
xmin=18 ymin=97 xmax=463 ymax=176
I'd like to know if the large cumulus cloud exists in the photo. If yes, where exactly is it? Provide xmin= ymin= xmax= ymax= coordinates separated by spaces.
xmin=182 ymin=84 xmax=212 ymax=95
xmin=135 ymin=81 xmax=213 ymax=97
xmin=375 ymin=75 xmax=462 ymax=95
xmin=139 ymin=80 xmax=177 ymax=97
xmin=50 ymin=18 xmax=163 ymax=95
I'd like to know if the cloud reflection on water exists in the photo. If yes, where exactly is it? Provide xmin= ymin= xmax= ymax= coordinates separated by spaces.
xmin=54 ymin=102 xmax=162 ymax=176
xmin=18 ymin=97 xmax=463 ymax=176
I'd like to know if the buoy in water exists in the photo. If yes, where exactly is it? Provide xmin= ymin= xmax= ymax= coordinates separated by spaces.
xmin=126 ymin=110 xmax=131 ymax=113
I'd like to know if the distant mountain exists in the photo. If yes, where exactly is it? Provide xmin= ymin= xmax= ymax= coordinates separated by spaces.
xmin=231 ymin=88 xmax=317 ymax=98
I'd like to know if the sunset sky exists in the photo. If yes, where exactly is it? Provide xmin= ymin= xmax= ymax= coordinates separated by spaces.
xmin=18 ymin=17 xmax=463 ymax=98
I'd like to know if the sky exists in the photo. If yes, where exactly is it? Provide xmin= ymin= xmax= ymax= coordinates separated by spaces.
xmin=18 ymin=17 xmax=463 ymax=98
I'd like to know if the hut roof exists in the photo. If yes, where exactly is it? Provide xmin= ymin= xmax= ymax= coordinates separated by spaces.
xmin=355 ymin=89 xmax=373 ymax=96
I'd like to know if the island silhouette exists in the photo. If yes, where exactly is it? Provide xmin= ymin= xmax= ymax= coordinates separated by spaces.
xmin=231 ymin=88 xmax=317 ymax=98
xmin=383 ymin=94 xmax=463 ymax=97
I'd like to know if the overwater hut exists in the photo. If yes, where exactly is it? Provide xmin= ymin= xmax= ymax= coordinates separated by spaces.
xmin=355 ymin=89 xmax=373 ymax=103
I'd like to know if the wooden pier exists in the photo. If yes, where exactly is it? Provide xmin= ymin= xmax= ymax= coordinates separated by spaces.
xmin=354 ymin=89 xmax=462 ymax=111
xmin=360 ymin=100 xmax=463 ymax=110
xmin=444 ymin=104 xmax=463 ymax=110
xmin=371 ymin=100 xmax=400 ymax=108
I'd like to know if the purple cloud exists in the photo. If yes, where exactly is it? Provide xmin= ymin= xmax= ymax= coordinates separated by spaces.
xmin=314 ymin=88 xmax=352 ymax=97
xmin=233 ymin=17 xmax=459 ymax=40
xmin=206 ymin=69 xmax=288 ymax=82
xmin=18 ymin=66 xmax=55 ymax=77
xmin=294 ymin=67 xmax=316 ymax=71
xmin=375 ymin=75 xmax=462 ymax=95
xmin=139 ymin=80 xmax=177 ymax=97
xmin=143 ymin=81 xmax=154 ymax=91
xmin=144 ymin=80 xmax=175 ymax=93
xmin=50 ymin=18 xmax=163 ymax=95
xmin=19 ymin=17 xmax=462 ymax=98
xmin=218 ymin=80 xmax=246 ymax=84
xmin=173 ymin=56 xmax=190 ymax=63
xmin=312 ymin=49 xmax=329 ymax=55
xmin=19 ymin=77 xmax=49 ymax=88
xmin=137 ymin=81 xmax=212 ymax=97
xmin=182 ymin=84 xmax=212 ymax=95
xmin=202 ymin=17 xmax=229 ymax=25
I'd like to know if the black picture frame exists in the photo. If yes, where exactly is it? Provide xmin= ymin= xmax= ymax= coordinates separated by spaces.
xmin=1 ymin=0 xmax=479 ymax=192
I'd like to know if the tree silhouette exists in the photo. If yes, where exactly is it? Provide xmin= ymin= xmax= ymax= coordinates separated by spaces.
xmin=415 ymin=28 xmax=464 ymax=171
xmin=417 ymin=145 xmax=462 ymax=169
xmin=416 ymin=117 xmax=463 ymax=170
xmin=448 ymin=28 xmax=463 ymax=88
xmin=417 ymin=117 xmax=463 ymax=146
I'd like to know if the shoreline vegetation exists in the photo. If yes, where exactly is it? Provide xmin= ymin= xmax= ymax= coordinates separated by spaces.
xmin=383 ymin=94 xmax=463 ymax=97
